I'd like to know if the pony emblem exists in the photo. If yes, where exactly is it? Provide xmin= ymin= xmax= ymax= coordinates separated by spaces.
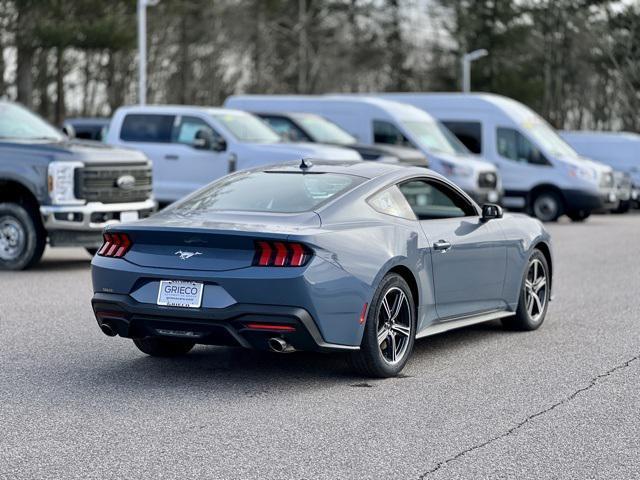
xmin=174 ymin=250 xmax=203 ymax=260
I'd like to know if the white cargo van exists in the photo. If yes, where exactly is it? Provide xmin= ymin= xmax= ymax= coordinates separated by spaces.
xmin=225 ymin=95 xmax=502 ymax=205
xmin=377 ymin=93 xmax=618 ymax=222
xmin=561 ymin=131 xmax=639 ymax=210
xmin=106 ymin=105 xmax=361 ymax=204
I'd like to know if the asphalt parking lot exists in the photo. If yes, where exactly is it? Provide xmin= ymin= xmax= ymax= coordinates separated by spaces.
xmin=1 ymin=214 xmax=639 ymax=480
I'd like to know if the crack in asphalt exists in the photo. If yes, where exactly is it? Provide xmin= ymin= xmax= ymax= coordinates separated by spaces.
xmin=418 ymin=353 xmax=640 ymax=479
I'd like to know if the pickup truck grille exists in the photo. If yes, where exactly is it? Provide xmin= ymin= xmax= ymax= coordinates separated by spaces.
xmin=75 ymin=163 xmax=152 ymax=204
xmin=478 ymin=171 xmax=498 ymax=189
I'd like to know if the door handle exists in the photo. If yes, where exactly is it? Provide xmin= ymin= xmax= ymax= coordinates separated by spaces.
xmin=165 ymin=154 xmax=179 ymax=160
xmin=433 ymin=240 xmax=452 ymax=252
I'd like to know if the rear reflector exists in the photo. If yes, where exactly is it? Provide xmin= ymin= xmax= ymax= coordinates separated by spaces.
xmin=359 ymin=303 xmax=368 ymax=325
xmin=97 ymin=232 xmax=132 ymax=258
xmin=253 ymin=240 xmax=312 ymax=267
xmin=245 ymin=323 xmax=296 ymax=332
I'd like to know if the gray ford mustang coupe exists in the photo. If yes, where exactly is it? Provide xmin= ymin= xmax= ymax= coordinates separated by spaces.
xmin=91 ymin=160 xmax=553 ymax=377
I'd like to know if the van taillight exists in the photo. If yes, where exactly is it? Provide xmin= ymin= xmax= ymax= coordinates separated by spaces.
xmin=97 ymin=232 xmax=132 ymax=258
xmin=253 ymin=240 xmax=312 ymax=267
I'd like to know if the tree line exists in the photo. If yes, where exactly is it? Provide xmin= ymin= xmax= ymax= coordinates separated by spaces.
xmin=0 ymin=0 xmax=638 ymax=131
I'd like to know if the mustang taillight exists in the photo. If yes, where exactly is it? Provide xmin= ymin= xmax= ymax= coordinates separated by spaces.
xmin=253 ymin=240 xmax=312 ymax=267
xmin=97 ymin=232 xmax=132 ymax=258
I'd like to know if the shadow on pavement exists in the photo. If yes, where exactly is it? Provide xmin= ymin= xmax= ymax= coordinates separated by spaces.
xmin=69 ymin=320 xmax=515 ymax=395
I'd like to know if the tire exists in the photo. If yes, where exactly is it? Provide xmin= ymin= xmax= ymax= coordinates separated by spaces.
xmin=132 ymin=337 xmax=195 ymax=357
xmin=0 ymin=202 xmax=46 ymax=271
xmin=349 ymin=273 xmax=416 ymax=378
xmin=566 ymin=209 xmax=591 ymax=222
xmin=611 ymin=200 xmax=631 ymax=214
xmin=531 ymin=190 xmax=564 ymax=222
xmin=502 ymin=250 xmax=550 ymax=331
xmin=85 ymin=248 xmax=99 ymax=256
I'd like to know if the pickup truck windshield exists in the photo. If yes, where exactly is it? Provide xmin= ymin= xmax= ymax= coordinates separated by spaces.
xmin=171 ymin=171 xmax=365 ymax=214
xmin=0 ymin=103 xmax=63 ymax=141
xmin=292 ymin=114 xmax=357 ymax=145
xmin=210 ymin=113 xmax=281 ymax=144
xmin=402 ymin=120 xmax=468 ymax=155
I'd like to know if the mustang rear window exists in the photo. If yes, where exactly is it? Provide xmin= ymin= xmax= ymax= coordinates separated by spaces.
xmin=172 ymin=171 xmax=365 ymax=214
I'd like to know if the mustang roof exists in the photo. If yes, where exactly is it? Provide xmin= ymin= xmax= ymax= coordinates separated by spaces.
xmin=258 ymin=160 xmax=424 ymax=180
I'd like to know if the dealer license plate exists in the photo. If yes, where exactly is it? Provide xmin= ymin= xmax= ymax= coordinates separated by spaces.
xmin=157 ymin=280 xmax=204 ymax=308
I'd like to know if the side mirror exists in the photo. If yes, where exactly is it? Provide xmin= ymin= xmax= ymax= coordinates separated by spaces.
xmin=212 ymin=137 xmax=227 ymax=152
xmin=62 ymin=124 xmax=76 ymax=139
xmin=193 ymin=129 xmax=212 ymax=150
xmin=481 ymin=203 xmax=503 ymax=221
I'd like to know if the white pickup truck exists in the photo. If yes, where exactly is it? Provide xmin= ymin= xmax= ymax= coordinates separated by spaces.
xmin=105 ymin=105 xmax=361 ymax=204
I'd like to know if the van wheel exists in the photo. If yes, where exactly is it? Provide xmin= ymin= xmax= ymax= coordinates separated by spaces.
xmin=531 ymin=191 xmax=564 ymax=222
xmin=567 ymin=210 xmax=591 ymax=222
xmin=0 ymin=202 xmax=46 ymax=270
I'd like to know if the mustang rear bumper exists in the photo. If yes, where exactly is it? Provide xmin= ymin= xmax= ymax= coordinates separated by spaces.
xmin=91 ymin=293 xmax=359 ymax=353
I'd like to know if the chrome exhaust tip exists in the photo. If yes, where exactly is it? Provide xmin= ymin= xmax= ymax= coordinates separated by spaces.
xmin=268 ymin=337 xmax=295 ymax=353
xmin=99 ymin=321 xmax=117 ymax=337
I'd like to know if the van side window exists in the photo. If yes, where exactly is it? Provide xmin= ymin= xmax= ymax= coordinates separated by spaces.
xmin=120 ymin=114 xmax=175 ymax=143
xmin=398 ymin=179 xmax=476 ymax=220
xmin=442 ymin=121 xmax=482 ymax=154
xmin=261 ymin=116 xmax=311 ymax=142
xmin=373 ymin=120 xmax=412 ymax=148
xmin=173 ymin=116 xmax=221 ymax=147
xmin=497 ymin=127 xmax=550 ymax=165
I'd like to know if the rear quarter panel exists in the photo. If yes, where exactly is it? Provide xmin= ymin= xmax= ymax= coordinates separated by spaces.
xmin=293 ymin=194 xmax=437 ymax=343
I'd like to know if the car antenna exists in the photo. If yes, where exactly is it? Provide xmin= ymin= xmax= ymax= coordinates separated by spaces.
xmin=299 ymin=158 xmax=313 ymax=170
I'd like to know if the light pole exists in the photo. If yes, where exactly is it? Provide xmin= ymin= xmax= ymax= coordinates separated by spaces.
xmin=138 ymin=0 xmax=160 ymax=105
xmin=461 ymin=49 xmax=488 ymax=93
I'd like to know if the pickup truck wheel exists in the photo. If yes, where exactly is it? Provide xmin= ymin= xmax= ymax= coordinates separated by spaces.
xmin=133 ymin=337 xmax=195 ymax=357
xmin=0 ymin=202 xmax=46 ymax=270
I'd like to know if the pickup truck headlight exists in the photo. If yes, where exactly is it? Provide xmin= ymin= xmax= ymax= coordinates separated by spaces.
xmin=48 ymin=161 xmax=84 ymax=205
xmin=441 ymin=161 xmax=473 ymax=178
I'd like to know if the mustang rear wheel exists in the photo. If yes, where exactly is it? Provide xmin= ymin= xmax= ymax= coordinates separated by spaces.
xmin=502 ymin=250 xmax=549 ymax=331
xmin=133 ymin=337 xmax=195 ymax=357
xmin=350 ymin=273 xmax=416 ymax=378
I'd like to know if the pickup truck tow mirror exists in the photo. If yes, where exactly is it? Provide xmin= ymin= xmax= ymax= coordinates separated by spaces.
xmin=193 ymin=129 xmax=213 ymax=150
xmin=481 ymin=203 xmax=503 ymax=221
xmin=61 ymin=124 xmax=76 ymax=140
xmin=212 ymin=137 xmax=227 ymax=152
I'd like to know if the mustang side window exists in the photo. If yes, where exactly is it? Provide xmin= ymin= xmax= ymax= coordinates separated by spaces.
xmin=497 ymin=127 xmax=549 ymax=165
xmin=368 ymin=186 xmax=416 ymax=220
xmin=398 ymin=180 xmax=475 ymax=220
